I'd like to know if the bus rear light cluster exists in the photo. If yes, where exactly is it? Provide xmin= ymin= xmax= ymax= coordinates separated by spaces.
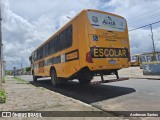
xmin=86 ymin=52 xmax=93 ymax=63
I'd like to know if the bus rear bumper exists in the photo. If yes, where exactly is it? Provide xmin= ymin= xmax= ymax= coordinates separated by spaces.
xmin=88 ymin=64 xmax=129 ymax=71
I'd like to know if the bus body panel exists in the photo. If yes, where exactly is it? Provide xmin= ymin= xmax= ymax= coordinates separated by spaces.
xmin=53 ymin=19 xmax=80 ymax=78
xmin=77 ymin=11 xmax=91 ymax=70
xmin=131 ymin=54 xmax=140 ymax=66
xmin=78 ymin=10 xmax=130 ymax=72
xmin=30 ymin=9 xmax=130 ymax=79
xmin=32 ymin=16 xmax=81 ymax=78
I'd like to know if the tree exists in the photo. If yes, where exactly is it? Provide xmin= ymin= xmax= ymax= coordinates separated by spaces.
xmin=6 ymin=71 xmax=12 ymax=75
xmin=25 ymin=67 xmax=31 ymax=72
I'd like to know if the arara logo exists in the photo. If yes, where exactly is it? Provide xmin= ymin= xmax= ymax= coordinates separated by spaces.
xmin=92 ymin=16 xmax=98 ymax=23
xmin=103 ymin=16 xmax=116 ymax=26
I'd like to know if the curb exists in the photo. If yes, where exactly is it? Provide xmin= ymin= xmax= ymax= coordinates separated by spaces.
xmin=129 ymin=77 xmax=160 ymax=80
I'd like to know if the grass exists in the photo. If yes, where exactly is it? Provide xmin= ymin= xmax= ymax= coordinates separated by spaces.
xmin=2 ymin=77 xmax=5 ymax=83
xmin=14 ymin=76 xmax=28 ymax=83
xmin=0 ymin=89 xmax=6 ymax=103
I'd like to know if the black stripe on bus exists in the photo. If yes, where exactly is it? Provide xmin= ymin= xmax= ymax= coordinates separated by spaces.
xmin=65 ymin=49 xmax=79 ymax=62
xmin=40 ymin=49 xmax=79 ymax=67
xmin=90 ymin=47 xmax=128 ymax=58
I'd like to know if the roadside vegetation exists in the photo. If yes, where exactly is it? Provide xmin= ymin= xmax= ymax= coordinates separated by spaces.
xmin=6 ymin=70 xmax=12 ymax=75
xmin=0 ymin=89 xmax=6 ymax=103
xmin=14 ymin=76 xmax=28 ymax=83
xmin=25 ymin=67 xmax=31 ymax=72
xmin=2 ymin=77 xmax=5 ymax=83
xmin=0 ymin=77 xmax=6 ymax=103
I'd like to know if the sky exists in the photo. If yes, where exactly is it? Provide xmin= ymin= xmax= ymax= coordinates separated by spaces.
xmin=1 ymin=0 xmax=160 ymax=70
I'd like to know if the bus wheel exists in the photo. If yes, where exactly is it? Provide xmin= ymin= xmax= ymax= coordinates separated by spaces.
xmin=78 ymin=77 xmax=92 ymax=84
xmin=33 ymin=72 xmax=37 ymax=82
xmin=50 ymin=69 xmax=59 ymax=87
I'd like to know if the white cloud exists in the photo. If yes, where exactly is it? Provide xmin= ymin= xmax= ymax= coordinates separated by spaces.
xmin=106 ymin=0 xmax=160 ymax=27
xmin=1 ymin=0 xmax=160 ymax=70
xmin=2 ymin=0 xmax=103 ymax=69
xmin=2 ymin=0 xmax=46 ymax=69
xmin=105 ymin=0 xmax=160 ymax=54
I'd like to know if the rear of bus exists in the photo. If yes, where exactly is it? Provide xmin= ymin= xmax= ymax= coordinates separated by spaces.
xmin=131 ymin=54 xmax=140 ymax=66
xmin=80 ymin=10 xmax=130 ymax=77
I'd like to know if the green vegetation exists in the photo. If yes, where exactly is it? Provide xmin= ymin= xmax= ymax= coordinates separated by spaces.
xmin=0 ymin=90 xmax=6 ymax=103
xmin=6 ymin=70 xmax=12 ymax=75
xmin=25 ymin=67 xmax=31 ymax=72
xmin=14 ymin=77 xmax=28 ymax=83
xmin=2 ymin=77 xmax=5 ymax=83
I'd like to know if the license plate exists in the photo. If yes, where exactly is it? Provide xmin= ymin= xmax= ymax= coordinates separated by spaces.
xmin=108 ymin=60 xmax=116 ymax=64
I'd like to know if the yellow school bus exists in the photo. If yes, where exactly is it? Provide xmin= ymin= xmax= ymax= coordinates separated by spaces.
xmin=131 ymin=54 xmax=140 ymax=66
xmin=29 ymin=9 xmax=130 ymax=86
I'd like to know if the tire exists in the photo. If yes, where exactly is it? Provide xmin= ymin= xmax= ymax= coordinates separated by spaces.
xmin=33 ymin=72 xmax=38 ymax=82
xmin=50 ymin=68 xmax=61 ymax=87
xmin=78 ymin=76 xmax=92 ymax=84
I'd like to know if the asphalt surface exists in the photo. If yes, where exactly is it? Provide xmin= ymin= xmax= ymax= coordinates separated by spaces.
xmin=19 ymin=75 xmax=160 ymax=112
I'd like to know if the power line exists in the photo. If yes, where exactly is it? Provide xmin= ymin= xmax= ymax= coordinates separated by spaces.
xmin=127 ymin=7 xmax=160 ymax=27
xmin=128 ymin=7 xmax=160 ymax=22
xmin=129 ymin=20 xmax=160 ymax=31
xmin=128 ymin=12 xmax=160 ymax=25
xmin=154 ymin=30 xmax=160 ymax=33
xmin=129 ymin=20 xmax=158 ymax=54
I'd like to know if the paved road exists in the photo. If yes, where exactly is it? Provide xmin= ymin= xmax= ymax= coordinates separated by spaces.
xmin=19 ymin=75 xmax=160 ymax=112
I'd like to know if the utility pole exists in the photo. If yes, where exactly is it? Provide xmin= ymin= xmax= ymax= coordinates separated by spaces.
xmin=21 ymin=59 xmax=23 ymax=75
xmin=150 ymin=24 xmax=156 ymax=61
xmin=150 ymin=24 xmax=156 ymax=53
xmin=0 ymin=0 xmax=3 ymax=80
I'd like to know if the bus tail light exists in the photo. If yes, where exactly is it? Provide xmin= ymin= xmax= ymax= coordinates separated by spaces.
xmin=128 ymin=52 xmax=131 ymax=62
xmin=86 ymin=52 xmax=93 ymax=63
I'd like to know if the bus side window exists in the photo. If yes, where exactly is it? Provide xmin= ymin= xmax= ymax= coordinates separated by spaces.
xmin=57 ymin=36 xmax=60 ymax=51
xmin=54 ymin=37 xmax=58 ymax=52
xmin=48 ymin=42 xmax=50 ymax=55
xmin=46 ymin=43 xmax=49 ymax=56
xmin=40 ymin=48 xmax=43 ymax=59
xmin=50 ymin=38 xmax=55 ymax=54
xmin=66 ymin=25 xmax=72 ymax=47
xmin=39 ymin=48 xmax=42 ymax=59
xmin=34 ymin=51 xmax=37 ymax=61
xmin=59 ymin=30 xmax=67 ymax=50
xmin=37 ymin=49 xmax=39 ymax=60
xmin=42 ymin=46 xmax=45 ymax=58
xmin=157 ymin=54 xmax=160 ymax=61
xmin=43 ymin=45 xmax=46 ymax=57
xmin=38 ymin=49 xmax=40 ymax=59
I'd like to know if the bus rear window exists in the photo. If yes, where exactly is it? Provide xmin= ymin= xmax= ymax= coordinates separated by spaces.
xmin=87 ymin=11 xmax=126 ymax=32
